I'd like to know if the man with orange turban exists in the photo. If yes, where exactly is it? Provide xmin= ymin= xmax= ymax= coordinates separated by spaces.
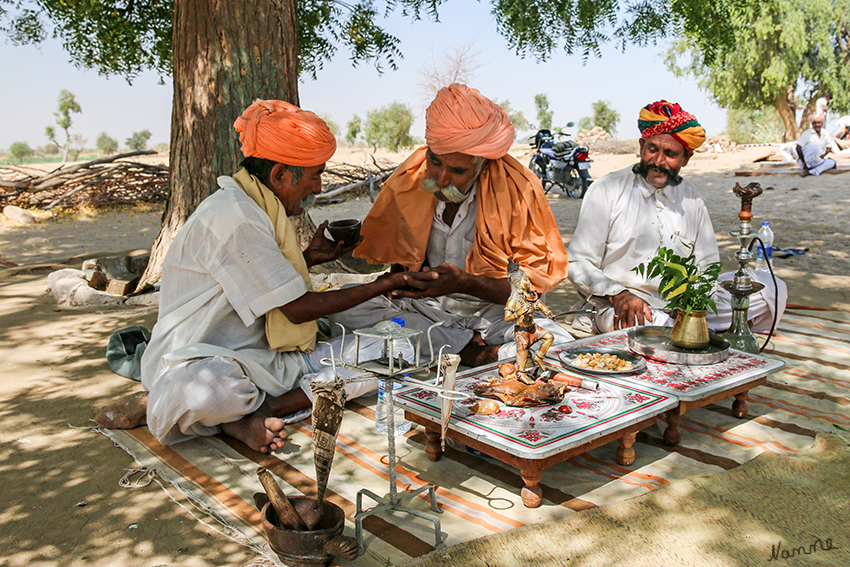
xmin=129 ymin=100 xmax=432 ymax=453
xmin=568 ymin=100 xmax=786 ymax=334
xmin=332 ymin=84 xmax=571 ymax=366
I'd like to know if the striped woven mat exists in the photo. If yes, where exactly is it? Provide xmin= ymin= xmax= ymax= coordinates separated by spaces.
xmin=100 ymin=309 xmax=850 ymax=566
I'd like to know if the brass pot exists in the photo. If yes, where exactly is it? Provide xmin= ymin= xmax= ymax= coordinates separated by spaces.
xmin=669 ymin=309 xmax=710 ymax=349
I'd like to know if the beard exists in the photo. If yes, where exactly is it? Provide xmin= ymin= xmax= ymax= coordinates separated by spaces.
xmin=632 ymin=161 xmax=684 ymax=187
xmin=420 ymin=177 xmax=472 ymax=204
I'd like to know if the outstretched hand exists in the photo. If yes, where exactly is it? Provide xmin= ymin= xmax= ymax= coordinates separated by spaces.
xmin=388 ymin=263 xmax=466 ymax=299
xmin=302 ymin=220 xmax=362 ymax=268
xmin=610 ymin=290 xmax=653 ymax=330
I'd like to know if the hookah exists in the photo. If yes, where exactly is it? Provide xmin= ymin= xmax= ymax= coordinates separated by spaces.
xmin=720 ymin=182 xmax=765 ymax=354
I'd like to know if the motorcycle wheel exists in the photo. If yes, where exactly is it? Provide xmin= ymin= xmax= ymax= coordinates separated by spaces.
xmin=529 ymin=157 xmax=551 ymax=192
xmin=565 ymin=168 xmax=588 ymax=199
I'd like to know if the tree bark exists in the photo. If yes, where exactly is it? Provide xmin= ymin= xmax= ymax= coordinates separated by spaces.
xmin=774 ymin=88 xmax=799 ymax=143
xmin=135 ymin=0 xmax=300 ymax=292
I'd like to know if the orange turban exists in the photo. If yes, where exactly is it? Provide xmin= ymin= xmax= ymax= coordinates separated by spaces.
xmin=234 ymin=99 xmax=336 ymax=167
xmin=638 ymin=100 xmax=705 ymax=153
xmin=425 ymin=84 xmax=514 ymax=159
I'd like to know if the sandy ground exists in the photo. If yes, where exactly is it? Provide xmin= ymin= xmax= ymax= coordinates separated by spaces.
xmin=1 ymin=145 xmax=849 ymax=567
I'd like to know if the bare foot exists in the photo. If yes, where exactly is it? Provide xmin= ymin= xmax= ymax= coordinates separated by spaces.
xmin=221 ymin=412 xmax=288 ymax=454
xmin=96 ymin=392 xmax=148 ymax=429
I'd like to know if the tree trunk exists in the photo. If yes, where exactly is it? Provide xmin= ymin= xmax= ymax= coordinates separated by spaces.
xmin=135 ymin=0 xmax=300 ymax=292
xmin=774 ymin=89 xmax=799 ymax=143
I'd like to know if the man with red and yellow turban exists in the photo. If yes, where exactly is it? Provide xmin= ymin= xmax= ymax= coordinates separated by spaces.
xmin=332 ymin=84 xmax=571 ymax=366
xmin=131 ymin=100 xmax=431 ymax=453
xmin=568 ymin=100 xmax=786 ymax=335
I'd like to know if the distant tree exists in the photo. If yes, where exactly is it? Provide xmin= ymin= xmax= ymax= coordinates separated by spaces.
xmin=9 ymin=141 xmax=33 ymax=163
xmin=417 ymin=39 xmax=484 ymax=103
xmin=726 ymin=108 xmax=785 ymax=144
xmin=96 ymin=132 xmax=119 ymax=155
xmin=41 ymin=142 xmax=60 ymax=156
xmin=494 ymin=100 xmax=530 ymax=138
xmin=346 ymin=115 xmax=361 ymax=145
xmin=534 ymin=94 xmax=553 ymax=130
xmin=364 ymin=102 xmax=414 ymax=151
xmin=69 ymin=133 xmax=87 ymax=161
xmin=126 ymin=130 xmax=152 ymax=151
xmin=665 ymin=0 xmax=850 ymax=141
xmin=44 ymin=90 xmax=81 ymax=162
xmin=579 ymin=100 xmax=620 ymax=136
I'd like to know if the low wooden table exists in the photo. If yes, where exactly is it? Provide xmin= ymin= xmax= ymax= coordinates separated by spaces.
xmin=396 ymin=361 xmax=676 ymax=508
xmin=549 ymin=331 xmax=786 ymax=446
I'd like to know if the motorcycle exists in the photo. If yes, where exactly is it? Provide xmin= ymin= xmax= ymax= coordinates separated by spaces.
xmin=528 ymin=129 xmax=592 ymax=199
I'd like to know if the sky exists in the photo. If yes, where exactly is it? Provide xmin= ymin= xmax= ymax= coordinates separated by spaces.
xmin=0 ymin=1 xmax=726 ymax=151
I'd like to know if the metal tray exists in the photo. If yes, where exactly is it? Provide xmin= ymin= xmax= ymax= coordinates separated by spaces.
xmin=627 ymin=326 xmax=730 ymax=365
xmin=558 ymin=347 xmax=647 ymax=375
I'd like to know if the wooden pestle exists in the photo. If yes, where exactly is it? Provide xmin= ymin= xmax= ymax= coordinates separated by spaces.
xmin=257 ymin=467 xmax=308 ymax=530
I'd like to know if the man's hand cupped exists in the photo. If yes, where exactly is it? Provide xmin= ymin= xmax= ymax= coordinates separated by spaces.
xmin=388 ymin=263 xmax=462 ymax=299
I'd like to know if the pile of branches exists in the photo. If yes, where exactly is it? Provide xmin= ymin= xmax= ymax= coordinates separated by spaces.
xmin=0 ymin=150 xmax=167 ymax=211
xmin=319 ymin=159 xmax=397 ymax=202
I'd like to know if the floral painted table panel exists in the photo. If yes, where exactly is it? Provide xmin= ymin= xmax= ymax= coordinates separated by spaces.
xmin=395 ymin=360 xmax=676 ymax=461
xmin=548 ymin=331 xmax=785 ymax=402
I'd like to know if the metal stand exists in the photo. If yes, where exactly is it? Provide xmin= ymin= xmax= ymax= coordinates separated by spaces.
xmin=354 ymin=376 xmax=444 ymax=554
xmin=721 ymin=183 xmax=764 ymax=354
xmin=320 ymin=321 xmax=468 ymax=554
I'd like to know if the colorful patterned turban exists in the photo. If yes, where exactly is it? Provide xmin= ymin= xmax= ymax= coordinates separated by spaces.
xmin=425 ymin=84 xmax=515 ymax=159
xmin=638 ymin=100 xmax=706 ymax=153
xmin=234 ymin=99 xmax=336 ymax=167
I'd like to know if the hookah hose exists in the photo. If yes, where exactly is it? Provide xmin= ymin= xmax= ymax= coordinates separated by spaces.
xmin=748 ymin=236 xmax=779 ymax=353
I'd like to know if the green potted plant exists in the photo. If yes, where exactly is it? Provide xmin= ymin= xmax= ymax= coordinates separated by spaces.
xmin=633 ymin=243 xmax=723 ymax=349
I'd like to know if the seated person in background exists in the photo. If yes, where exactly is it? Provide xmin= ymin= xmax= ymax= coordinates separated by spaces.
xmin=795 ymin=113 xmax=840 ymax=176
xmin=831 ymin=115 xmax=850 ymax=150
xmin=568 ymin=100 xmax=787 ymax=335
xmin=136 ymin=100 xmax=432 ymax=453
xmin=333 ymin=83 xmax=572 ymax=366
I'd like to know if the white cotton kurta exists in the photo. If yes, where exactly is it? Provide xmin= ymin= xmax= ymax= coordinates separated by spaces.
xmin=141 ymin=178 xmax=382 ymax=445
xmin=329 ymin=185 xmax=573 ymax=353
xmin=567 ymin=166 xmax=786 ymax=334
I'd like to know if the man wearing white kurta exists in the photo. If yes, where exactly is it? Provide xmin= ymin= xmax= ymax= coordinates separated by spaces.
xmin=796 ymin=113 xmax=840 ymax=176
xmin=568 ymin=100 xmax=787 ymax=335
xmin=137 ymin=100 xmax=431 ymax=453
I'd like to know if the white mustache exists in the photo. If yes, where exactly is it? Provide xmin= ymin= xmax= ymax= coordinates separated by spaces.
xmin=420 ymin=177 xmax=471 ymax=203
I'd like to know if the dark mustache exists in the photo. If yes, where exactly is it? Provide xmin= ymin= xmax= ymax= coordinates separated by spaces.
xmin=632 ymin=162 xmax=683 ymax=186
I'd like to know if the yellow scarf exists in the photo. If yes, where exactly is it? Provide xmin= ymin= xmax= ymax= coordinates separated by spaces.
xmin=232 ymin=168 xmax=317 ymax=353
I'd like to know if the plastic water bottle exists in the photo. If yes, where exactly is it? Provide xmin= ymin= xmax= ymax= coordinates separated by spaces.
xmin=374 ymin=317 xmax=413 ymax=436
xmin=754 ymin=221 xmax=774 ymax=271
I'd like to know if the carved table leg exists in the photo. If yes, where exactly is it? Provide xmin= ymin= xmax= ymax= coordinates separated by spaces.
xmin=424 ymin=427 xmax=444 ymax=462
xmin=519 ymin=465 xmax=543 ymax=508
xmin=615 ymin=432 xmax=637 ymax=466
xmin=732 ymin=391 xmax=750 ymax=419
xmin=664 ymin=410 xmax=683 ymax=446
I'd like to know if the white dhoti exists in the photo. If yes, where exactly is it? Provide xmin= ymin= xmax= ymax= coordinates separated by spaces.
xmin=797 ymin=144 xmax=836 ymax=175
xmin=328 ymin=293 xmax=573 ymax=360
xmin=146 ymin=336 xmax=386 ymax=445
